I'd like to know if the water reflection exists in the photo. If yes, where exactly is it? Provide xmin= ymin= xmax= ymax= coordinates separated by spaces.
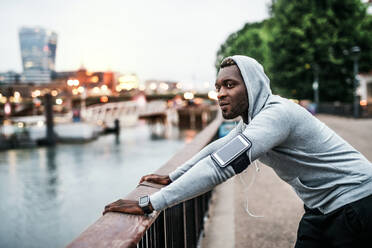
xmin=115 ymin=134 xmax=120 ymax=145
xmin=0 ymin=123 xmax=188 ymax=248
xmin=46 ymin=147 xmax=57 ymax=196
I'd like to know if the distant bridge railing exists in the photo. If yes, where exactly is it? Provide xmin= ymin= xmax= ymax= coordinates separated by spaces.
xmin=83 ymin=100 xmax=168 ymax=127
xmin=66 ymin=112 xmax=223 ymax=248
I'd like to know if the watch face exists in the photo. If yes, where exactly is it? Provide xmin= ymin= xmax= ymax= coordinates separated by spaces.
xmin=139 ymin=196 xmax=149 ymax=206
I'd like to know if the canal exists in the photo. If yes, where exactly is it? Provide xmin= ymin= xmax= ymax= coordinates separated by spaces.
xmin=0 ymin=122 xmax=194 ymax=248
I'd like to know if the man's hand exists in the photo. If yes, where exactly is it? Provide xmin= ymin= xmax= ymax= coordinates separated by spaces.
xmin=103 ymin=199 xmax=152 ymax=215
xmin=139 ymin=174 xmax=171 ymax=185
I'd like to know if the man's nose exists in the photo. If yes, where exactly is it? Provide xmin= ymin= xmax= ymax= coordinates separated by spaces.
xmin=217 ymin=88 xmax=227 ymax=99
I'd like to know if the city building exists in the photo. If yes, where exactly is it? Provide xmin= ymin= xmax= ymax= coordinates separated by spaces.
xmin=61 ymin=67 xmax=117 ymax=97
xmin=19 ymin=27 xmax=57 ymax=84
xmin=367 ymin=0 xmax=372 ymax=14
xmin=116 ymin=74 xmax=140 ymax=92
xmin=0 ymin=71 xmax=21 ymax=84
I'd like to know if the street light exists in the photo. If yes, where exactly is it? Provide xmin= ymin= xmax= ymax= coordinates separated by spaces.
xmin=312 ymin=63 xmax=320 ymax=113
xmin=351 ymin=46 xmax=361 ymax=118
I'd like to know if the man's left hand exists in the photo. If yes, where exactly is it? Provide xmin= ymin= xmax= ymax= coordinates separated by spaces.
xmin=103 ymin=199 xmax=145 ymax=215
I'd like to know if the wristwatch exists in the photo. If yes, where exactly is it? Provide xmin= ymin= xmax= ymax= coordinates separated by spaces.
xmin=138 ymin=195 xmax=153 ymax=214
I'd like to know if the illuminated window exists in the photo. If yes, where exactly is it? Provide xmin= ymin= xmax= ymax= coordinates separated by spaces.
xmin=25 ymin=61 xmax=34 ymax=68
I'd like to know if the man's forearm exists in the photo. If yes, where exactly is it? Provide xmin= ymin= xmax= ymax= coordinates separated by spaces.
xmin=169 ymin=124 xmax=241 ymax=181
xmin=151 ymin=156 xmax=235 ymax=211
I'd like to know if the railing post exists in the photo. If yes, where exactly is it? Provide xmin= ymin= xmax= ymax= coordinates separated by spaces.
xmin=183 ymin=202 xmax=187 ymax=248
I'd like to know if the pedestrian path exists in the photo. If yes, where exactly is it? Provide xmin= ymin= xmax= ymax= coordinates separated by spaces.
xmin=201 ymin=178 xmax=235 ymax=248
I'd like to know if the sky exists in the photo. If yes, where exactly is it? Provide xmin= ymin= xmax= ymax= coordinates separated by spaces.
xmin=0 ymin=0 xmax=272 ymax=85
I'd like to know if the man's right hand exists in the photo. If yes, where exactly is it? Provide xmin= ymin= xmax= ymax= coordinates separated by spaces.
xmin=139 ymin=174 xmax=171 ymax=185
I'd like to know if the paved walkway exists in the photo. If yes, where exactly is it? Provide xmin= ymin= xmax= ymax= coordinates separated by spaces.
xmin=202 ymin=114 xmax=372 ymax=248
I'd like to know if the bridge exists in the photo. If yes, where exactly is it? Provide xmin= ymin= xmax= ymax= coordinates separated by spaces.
xmin=83 ymin=100 xmax=171 ymax=128
xmin=82 ymin=100 xmax=218 ymax=134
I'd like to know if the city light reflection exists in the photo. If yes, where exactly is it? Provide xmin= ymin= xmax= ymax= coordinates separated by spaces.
xmin=184 ymin=92 xmax=194 ymax=100
xmin=208 ymin=90 xmax=218 ymax=100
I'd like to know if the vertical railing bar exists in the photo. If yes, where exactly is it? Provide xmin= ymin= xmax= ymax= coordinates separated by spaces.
xmin=163 ymin=210 xmax=168 ymax=248
xmin=153 ymin=219 xmax=157 ymax=248
xmin=156 ymin=211 xmax=165 ymax=248
xmin=150 ymin=226 xmax=153 ymax=247
xmin=147 ymin=227 xmax=151 ymax=248
xmin=194 ymin=198 xmax=199 ymax=242
xmin=145 ymin=230 xmax=148 ymax=248
xmin=183 ymin=202 xmax=187 ymax=248
xmin=151 ymin=225 xmax=154 ymax=247
xmin=139 ymin=237 xmax=143 ymax=248
xmin=151 ymin=223 xmax=154 ymax=248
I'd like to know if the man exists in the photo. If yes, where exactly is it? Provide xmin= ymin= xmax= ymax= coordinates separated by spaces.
xmin=104 ymin=55 xmax=372 ymax=247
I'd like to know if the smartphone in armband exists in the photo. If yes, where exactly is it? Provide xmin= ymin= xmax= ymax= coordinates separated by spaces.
xmin=211 ymin=134 xmax=251 ymax=168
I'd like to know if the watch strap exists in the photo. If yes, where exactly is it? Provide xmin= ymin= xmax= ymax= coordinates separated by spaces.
xmin=141 ymin=204 xmax=152 ymax=214
xmin=139 ymin=196 xmax=153 ymax=214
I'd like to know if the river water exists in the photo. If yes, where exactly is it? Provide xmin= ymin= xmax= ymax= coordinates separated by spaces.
xmin=0 ymin=123 xmax=192 ymax=248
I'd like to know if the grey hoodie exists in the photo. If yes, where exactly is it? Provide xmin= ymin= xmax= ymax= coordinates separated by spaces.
xmin=150 ymin=55 xmax=372 ymax=214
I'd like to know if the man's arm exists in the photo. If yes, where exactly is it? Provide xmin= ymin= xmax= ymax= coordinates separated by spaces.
xmin=137 ymin=121 xmax=242 ymax=186
xmin=104 ymin=154 xmax=236 ymax=215
xmin=150 ymin=155 xmax=235 ymax=210
xmin=150 ymin=104 xmax=292 ymax=211
xmin=168 ymin=121 xmax=242 ymax=181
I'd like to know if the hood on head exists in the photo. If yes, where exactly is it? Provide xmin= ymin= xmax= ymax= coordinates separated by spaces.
xmin=228 ymin=55 xmax=272 ymax=123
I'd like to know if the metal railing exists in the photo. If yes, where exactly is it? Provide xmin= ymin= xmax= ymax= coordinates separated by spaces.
xmin=317 ymin=102 xmax=371 ymax=118
xmin=137 ymin=192 xmax=212 ymax=248
xmin=67 ymin=113 xmax=223 ymax=248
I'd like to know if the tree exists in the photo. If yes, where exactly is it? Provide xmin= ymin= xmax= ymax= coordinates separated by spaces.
xmin=216 ymin=0 xmax=372 ymax=102
xmin=215 ymin=21 xmax=271 ymax=76
xmin=268 ymin=0 xmax=372 ymax=101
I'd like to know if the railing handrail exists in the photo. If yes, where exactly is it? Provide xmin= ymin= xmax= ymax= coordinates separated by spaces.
xmin=66 ymin=112 xmax=223 ymax=248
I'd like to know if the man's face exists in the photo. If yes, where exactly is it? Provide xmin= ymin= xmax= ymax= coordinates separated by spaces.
xmin=215 ymin=65 xmax=249 ymax=122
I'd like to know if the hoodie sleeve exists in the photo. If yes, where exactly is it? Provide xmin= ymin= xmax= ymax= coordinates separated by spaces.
xmin=242 ymin=103 xmax=292 ymax=162
xmin=168 ymin=122 xmax=240 ymax=181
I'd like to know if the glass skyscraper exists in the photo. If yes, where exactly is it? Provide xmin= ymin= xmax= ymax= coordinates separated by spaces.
xmin=19 ymin=27 xmax=57 ymax=84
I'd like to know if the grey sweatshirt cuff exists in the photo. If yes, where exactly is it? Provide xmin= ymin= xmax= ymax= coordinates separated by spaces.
xmin=169 ymin=170 xmax=181 ymax=182
xmin=150 ymin=191 xmax=168 ymax=211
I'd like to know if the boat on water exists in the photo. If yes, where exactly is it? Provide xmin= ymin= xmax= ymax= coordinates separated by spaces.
xmin=2 ymin=115 xmax=103 ymax=145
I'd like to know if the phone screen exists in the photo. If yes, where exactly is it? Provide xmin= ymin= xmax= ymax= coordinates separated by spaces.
xmin=213 ymin=135 xmax=251 ymax=166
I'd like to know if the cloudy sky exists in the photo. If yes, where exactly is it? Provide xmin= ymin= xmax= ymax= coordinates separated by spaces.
xmin=0 ymin=0 xmax=272 ymax=84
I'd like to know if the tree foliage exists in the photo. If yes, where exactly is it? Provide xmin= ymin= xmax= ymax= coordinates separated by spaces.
xmin=216 ymin=21 xmax=269 ymax=67
xmin=216 ymin=0 xmax=372 ymax=102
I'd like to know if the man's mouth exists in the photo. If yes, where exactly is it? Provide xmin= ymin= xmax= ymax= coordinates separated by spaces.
xmin=219 ymin=102 xmax=229 ymax=107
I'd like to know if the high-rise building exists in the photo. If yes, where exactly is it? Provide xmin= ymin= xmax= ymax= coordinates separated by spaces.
xmin=19 ymin=27 xmax=57 ymax=84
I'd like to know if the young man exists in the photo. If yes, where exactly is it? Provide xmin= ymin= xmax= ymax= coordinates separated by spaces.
xmin=104 ymin=55 xmax=372 ymax=247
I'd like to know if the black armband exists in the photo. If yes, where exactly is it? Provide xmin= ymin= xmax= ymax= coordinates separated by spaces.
xmin=211 ymin=134 xmax=251 ymax=174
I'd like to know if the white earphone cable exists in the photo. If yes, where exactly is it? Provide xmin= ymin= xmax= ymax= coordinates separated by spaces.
xmin=238 ymin=159 xmax=264 ymax=218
